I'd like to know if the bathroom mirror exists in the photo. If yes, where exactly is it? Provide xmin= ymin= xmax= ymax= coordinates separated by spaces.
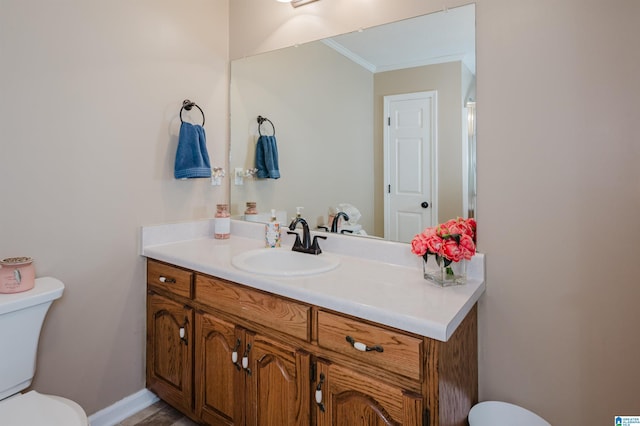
xmin=230 ymin=4 xmax=476 ymax=242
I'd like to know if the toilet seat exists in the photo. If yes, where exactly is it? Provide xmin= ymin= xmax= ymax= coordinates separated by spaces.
xmin=469 ymin=401 xmax=551 ymax=426
xmin=0 ymin=390 xmax=88 ymax=426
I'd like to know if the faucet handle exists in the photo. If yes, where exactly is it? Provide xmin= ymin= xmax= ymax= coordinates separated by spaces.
xmin=310 ymin=235 xmax=327 ymax=254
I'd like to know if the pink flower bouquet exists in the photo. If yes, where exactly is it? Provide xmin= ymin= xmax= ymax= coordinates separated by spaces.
xmin=411 ymin=217 xmax=477 ymax=271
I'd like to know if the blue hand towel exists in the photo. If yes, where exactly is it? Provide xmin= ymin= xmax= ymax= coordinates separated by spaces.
xmin=255 ymin=135 xmax=280 ymax=179
xmin=174 ymin=122 xmax=212 ymax=179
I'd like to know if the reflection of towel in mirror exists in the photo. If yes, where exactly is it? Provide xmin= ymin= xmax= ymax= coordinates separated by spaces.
xmin=174 ymin=122 xmax=212 ymax=179
xmin=255 ymin=135 xmax=280 ymax=179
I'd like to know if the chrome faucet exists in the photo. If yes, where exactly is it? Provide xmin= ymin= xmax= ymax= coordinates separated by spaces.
xmin=330 ymin=212 xmax=350 ymax=233
xmin=288 ymin=217 xmax=326 ymax=255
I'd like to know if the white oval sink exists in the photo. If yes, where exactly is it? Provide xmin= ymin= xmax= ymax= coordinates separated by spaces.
xmin=232 ymin=249 xmax=340 ymax=277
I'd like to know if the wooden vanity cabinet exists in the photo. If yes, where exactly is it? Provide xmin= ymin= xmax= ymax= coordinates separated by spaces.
xmin=315 ymin=360 xmax=423 ymax=425
xmin=194 ymin=312 xmax=240 ymax=425
xmin=146 ymin=291 xmax=194 ymax=416
xmin=314 ymin=309 xmax=425 ymax=425
xmin=146 ymin=260 xmax=196 ymax=417
xmin=195 ymin=274 xmax=312 ymax=425
xmin=194 ymin=312 xmax=311 ymax=426
xmin=243 ymin=331 xmax=311 ymax=426
xmin=146 ymin=259 xmax=478 ymax=426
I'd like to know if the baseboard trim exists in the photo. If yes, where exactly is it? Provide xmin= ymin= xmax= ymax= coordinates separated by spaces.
xmin=88 ymin=389 xmax=159 ymax=426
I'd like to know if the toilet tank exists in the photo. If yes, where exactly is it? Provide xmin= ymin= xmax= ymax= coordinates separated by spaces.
xmin=0 ymin=277 xmax=64 ymax=400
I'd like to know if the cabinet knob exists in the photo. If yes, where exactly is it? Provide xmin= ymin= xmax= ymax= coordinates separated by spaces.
xmin=159 ymin=276 xmax=176 ymax=284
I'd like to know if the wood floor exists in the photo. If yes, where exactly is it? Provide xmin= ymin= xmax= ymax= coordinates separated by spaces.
xmin=116 ymin=400 xmax=200 ymax=426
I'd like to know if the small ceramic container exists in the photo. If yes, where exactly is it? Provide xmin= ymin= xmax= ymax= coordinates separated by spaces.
xmin=0 ymin=257 xmax=35 ymax=293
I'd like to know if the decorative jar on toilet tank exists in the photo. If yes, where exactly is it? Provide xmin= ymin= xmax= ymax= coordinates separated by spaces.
xmin=0 ymin=257 xmax=35 ymax=294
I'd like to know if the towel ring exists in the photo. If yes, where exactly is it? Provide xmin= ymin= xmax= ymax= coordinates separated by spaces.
xmin=257 ymin=116 xmax=275 ymax=136
xmin=180 ymin=99 xmax=205 ymax=126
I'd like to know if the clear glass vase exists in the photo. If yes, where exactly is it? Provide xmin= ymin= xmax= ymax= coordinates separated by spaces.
xmin=423 ymin=255 xmax=467 ymax=287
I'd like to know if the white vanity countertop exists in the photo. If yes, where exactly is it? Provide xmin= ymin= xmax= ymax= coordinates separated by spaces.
xmin=141 ymin=220 xmax=485 ymax=342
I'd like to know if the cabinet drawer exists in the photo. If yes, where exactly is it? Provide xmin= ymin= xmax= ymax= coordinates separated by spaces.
xmin=196 ymin=275 xmax=311 ymax=341
xmin=317 ymin=310 xmax=422 ymax=381
xmin=147 ymin=260 xmax=193 ymax=299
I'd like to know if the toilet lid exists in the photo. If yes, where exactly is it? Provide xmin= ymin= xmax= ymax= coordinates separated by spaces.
xmin=0 ymin=391 xmax=87 ymax=426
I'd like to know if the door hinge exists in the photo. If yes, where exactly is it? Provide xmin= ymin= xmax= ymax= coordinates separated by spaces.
xmin=387 ymin=116 xmax=391 ymax=126
xmin=310 ymin=362 xmax=317 ymax=382
xmin=388 ymin=184 xmax=391 ymax=194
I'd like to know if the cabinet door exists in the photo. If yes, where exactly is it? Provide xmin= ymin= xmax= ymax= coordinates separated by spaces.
xmin=146 ymin=292 xmax=193 ymax=415
xmin=315 ymin=361 xmax=423 ymax=426
xmin=244 ymin=331 xmax=311 ymax=426
xmin=195 ymin=312 xmax=244 ymax=426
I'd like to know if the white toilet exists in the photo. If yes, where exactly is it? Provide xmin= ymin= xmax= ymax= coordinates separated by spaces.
xmin=469 ymin=401 xmax=551 ymax=426
xmin=0 ymin=277 xmax=89 ymax=425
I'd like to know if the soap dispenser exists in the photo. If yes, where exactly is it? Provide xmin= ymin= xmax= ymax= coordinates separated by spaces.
xmin=265 ymin=209 xmax=281 ymax=248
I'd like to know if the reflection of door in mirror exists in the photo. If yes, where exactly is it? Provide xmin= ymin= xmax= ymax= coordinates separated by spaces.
xmin=384 ymin=91 xmax=437 ymax=243
xmin=229 ymin=4 xmax=476 ymax=243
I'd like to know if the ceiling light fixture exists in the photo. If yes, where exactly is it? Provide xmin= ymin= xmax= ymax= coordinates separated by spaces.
xmin=277 ymin=0 xmax=320 ymax=7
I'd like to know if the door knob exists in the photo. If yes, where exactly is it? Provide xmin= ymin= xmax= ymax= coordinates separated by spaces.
xmin=421 ymin=202 xmax=429 ymax=208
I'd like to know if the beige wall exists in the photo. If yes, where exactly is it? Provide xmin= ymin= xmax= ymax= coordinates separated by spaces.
xmin=230 ymin=41 xmax=374 ymax=231
xmin=1 ymin=0 xmax=229 ymax=415
xmin=230 ymin=0 xmax=640 ymax=425
xmin=477 ymin=1 xmax=639 ymax=423
xmin=3 ymin=0 xmax=639 ymax=424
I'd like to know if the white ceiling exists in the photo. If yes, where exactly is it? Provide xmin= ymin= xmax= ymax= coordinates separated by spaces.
xmin=322 ymin=4 xmax=475 ymax=75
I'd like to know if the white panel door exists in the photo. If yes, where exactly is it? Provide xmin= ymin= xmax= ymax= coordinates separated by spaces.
xmin=384 ymin=91 xmax=437 ymax=243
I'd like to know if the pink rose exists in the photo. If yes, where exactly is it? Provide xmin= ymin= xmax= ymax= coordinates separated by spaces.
xmin=435 ymin=224 xmax=449 ymax=238
xmin=466 ymin=218 xmax=477 ymax=239
xmin=424 ymin=234 xmax=443 ymax=255
xmin=442 ymin=217 xmax=474 ymax=238
xmin=459 ymin=234 xmax=476 ymax=260
xmin=410 ymin=233 xmax=428 ymax=256
xmin=442 ymin=238 xmax=463 ymax=262
xmin=446 ymin=221 xmax=468 ymax=237
xmin=423 ymin=226 xmax=437 ymax=237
